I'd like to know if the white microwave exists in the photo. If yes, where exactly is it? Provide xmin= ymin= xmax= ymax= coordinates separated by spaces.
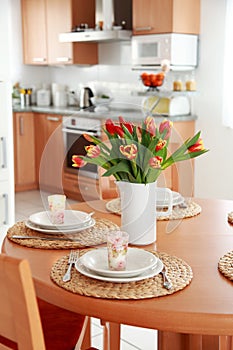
xmin=132 ymin=33 xmax=199 ymax=70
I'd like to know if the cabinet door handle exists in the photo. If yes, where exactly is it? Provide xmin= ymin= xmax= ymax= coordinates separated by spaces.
xmin=0 ymin=137 xmax=7 ymax=169
xmin=33 ymin=57 xmax=46 ymax=62
xmin=56 ymin=57 xmax=72 ymax=62
xmin=19 ymin=116 xmax=24 ymax=135
xmin=134 ymin=26 xmax=153 ymax=31
xmin=1 ymin=193 xmax=8 ymax=225
xmin=47 ymin=116 xmax=60 ymax=122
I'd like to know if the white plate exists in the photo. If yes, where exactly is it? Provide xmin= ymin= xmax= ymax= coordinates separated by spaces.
xmin=29 ymin=210 xmax=92 ymax=230
xmin=156 ymin=192 xmax=184 ymax=209
xmin=25 ymin=218 xmax=96 ymax=234
xmin=80 ymin=248 xmax=158 ymax=278
xmin=75 ymin=257 xmax=163 ymax=283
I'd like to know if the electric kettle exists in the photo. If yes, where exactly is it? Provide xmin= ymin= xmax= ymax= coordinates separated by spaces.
xmin=79 ymin=87 xmax=94 ymax=109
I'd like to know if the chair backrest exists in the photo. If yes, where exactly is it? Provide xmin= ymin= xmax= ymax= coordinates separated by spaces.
xmin=0 ymin=254 xmax=46 ymax=350
xmin=98 ymin=167 xmax=118 ymax=200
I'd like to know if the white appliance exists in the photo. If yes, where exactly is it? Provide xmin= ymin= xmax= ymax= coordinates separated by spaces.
xmin=0 ymin=80 xmax=15 ymax=227
xmin=0 ymin=0 xmax=15 ymax=245
xmin=132 ymin=33 xmax=199 ymax=70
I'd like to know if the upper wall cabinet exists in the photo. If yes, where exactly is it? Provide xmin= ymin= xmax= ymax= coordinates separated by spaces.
xmin=21 ymin=0 xmax=98 ymax=65
xmin=132 ymin=0 xmax=200 ymax=35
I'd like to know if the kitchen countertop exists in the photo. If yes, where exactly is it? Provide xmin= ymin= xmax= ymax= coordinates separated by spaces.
xmin=13 ymin=105 xmax=197 ymax=123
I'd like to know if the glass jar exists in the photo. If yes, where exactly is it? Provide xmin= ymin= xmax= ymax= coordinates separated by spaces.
xmin=173 ymin=76 xmax=183 ymax=91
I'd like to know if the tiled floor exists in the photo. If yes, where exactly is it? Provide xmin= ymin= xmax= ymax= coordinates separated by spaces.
xmin=15 ymin=190 xmax=158 ymax=350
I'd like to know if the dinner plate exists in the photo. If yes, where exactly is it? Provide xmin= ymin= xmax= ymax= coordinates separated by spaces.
xmin=29 ymin=210 xmax=92 ymax=230
xmin=156 ymin=192 xmax=184 ymax=208
xmin=106 ymin=192 xmax=185 ymax=214
xmin=25 ymin=218 xmax=96 ymax=234
xmin=80 ymin=248 xmax=158 ymax=278
xmin=75 ymin=257 xmax=163 ymax=283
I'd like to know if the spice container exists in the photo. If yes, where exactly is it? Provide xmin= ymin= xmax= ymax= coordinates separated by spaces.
xmin=185 ymin=72 xmax=196 ymax=91
xmin=173 ymin=76 xmax=183 ymax=91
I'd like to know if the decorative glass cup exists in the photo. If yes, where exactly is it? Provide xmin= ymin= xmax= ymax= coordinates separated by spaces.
xmin=107 ymin=230 xmax=129 ymax=271
xmin=48 ymin=194 xmax=66 ymax=224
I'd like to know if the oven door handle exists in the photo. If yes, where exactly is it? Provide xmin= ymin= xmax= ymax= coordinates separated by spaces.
xmin=62 ymin=128 xmax=99 ymax=137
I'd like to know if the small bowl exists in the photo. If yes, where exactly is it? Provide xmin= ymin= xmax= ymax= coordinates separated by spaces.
xmin=91 ymin=96 xmax=113 ymax=106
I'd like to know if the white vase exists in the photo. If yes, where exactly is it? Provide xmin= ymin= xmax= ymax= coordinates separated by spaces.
xmin=116 ymin=181 xmax=157 ymax=245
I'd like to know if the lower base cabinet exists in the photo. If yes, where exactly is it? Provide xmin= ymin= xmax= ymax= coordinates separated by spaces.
xmin=63 ymin=172 xmax=100 ymax=201
xmin=13 ymin=112 xmax=37 ymax=192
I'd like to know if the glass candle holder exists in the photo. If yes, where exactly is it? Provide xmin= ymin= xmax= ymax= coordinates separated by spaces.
xmin=48 ymin=194 xmax=66 ymax=224
xmin=107 ymin=230 xmax=129 ymax=271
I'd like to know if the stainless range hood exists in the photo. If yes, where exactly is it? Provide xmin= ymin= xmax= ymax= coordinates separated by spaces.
xmin=59 ymin=30 xmax=132 ymax=43
xmin=59 ymin=0 xmax=132 ymax=43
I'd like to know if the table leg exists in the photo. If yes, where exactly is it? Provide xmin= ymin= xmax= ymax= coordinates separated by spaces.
xmin=101 ymin=321 xmax=121 ymax=350
xmin=219 ymin=336 xmax=232 ymax=350
xmin=158 ymin=331 xmax=228 ymax=350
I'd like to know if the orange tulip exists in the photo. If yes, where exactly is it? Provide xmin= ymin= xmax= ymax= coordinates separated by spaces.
xmin=188 ymin=138 xmax=204 ymax=153
xmin=72 ymin=155 xmax=87 ymax=168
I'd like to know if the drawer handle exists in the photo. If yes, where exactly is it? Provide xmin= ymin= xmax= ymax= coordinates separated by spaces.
xmin=47 ymin=116 xmax=60 ymax=122
xmin=19 ymin=116 xmax=24 ymax=135
xmin=0 ymin=137 xmax=7 ymax=169
xmin=32 ymin=57 xmax=46 ymax=62
xmin=1 ymin=193 xmax=8 ymax=225
xmin=56 ymin=57 xmax=72 ymax=62
xmin=134 ymin=26 xmax=153 ymax=31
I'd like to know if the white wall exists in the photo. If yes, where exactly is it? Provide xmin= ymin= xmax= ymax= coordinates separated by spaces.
xmin=9 ymin=0 xmax=232 ymax=200
xmin=194 ymin=0 xmax=233 ymax=200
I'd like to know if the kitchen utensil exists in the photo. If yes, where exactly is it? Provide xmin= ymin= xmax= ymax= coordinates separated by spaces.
xmin=63 ymin=250 xmax=79 ymax=282
xmin=160 ymin=265 xmax=172 ymax=290
xmin=79 ymin=87 xmax=94 ymax=109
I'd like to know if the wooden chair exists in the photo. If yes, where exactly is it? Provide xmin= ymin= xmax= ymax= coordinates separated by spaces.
xmin=0 ymin=253 xmax=98 ymax=350
xmin=98 ymin=167 xmax=118 ymax=200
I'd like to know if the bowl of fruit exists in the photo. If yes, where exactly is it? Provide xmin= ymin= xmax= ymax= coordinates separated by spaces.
xmin=140 ymin=72 xmax=165 ymax=90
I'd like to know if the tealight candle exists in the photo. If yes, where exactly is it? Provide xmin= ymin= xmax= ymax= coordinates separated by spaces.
xmin=48 ymin=194 xmax=66 ymax=224
xmin=107 ymin=230 xmax=129 ymax=271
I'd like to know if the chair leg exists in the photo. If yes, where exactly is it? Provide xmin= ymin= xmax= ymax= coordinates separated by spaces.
xmin=101 ymin=321 xmax=121 ymax=350
xmin=74 ymin=316 xmax=91 ymax=350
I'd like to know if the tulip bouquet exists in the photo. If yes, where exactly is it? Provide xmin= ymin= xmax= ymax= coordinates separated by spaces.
xmin=72 ymin=116 xmax=208 ymax=184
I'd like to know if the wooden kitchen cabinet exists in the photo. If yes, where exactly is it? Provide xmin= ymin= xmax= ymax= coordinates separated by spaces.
xmin=63 ymin=172 xmax=100 ymax=202
xmin=132 ymin=0 xmax=200 ymax=35
xmin=21 ymin=0 xmax=98 ymax=65
xmin=34 ymin=114 xmax=65 ymax=193
xmin=13 ymin=112 xmax=37 ymax=192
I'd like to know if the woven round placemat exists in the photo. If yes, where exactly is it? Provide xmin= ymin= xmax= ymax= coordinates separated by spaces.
xmin=218 ymin=251 xmax=233 ymax=281
xmin=50 ymin=250 xmax=193 ymax=299
xmin=106 ymin=198 xmax=201 ymax=221
xmin=7 ymin=219 xmax=119 ymax=249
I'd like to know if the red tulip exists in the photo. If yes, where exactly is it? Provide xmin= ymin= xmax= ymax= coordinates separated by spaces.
xmin=72 ymin=155 xmax=87 ymax=168
xmin=188 ymin=138 xmax=204 ymax=153
xmin=119 ymin=116 xmax=133 ymax=134
xmin=155 ymin=139 xmax=167 ymax=152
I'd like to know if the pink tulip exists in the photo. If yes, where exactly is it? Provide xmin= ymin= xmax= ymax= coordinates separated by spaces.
xmin=159 ymin=120 xmax=173 ymax=139
xmin=144 ymin=116 xmax=156 ymax=136
xmin=119 ymin=144 xmax=138 ymax=160
xmin=149 ymin=156 xmax=163 ymax=169
xmin=85 ymin=145 xmax=101 ymax=158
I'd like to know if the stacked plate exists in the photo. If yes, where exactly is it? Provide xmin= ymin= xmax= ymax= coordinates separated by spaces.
xmin=75 ymin=247 xmax=164 ymax=283
xmin=25 ymin=210 xmax=95 ymax=234
xmin=156 ymin=190 xmax=184 ymax=209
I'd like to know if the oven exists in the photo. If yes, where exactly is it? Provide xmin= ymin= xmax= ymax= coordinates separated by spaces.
xmin=62 ymin=116 xmax=101 ymax=179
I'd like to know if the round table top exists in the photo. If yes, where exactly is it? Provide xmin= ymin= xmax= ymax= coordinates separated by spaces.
xmin=2 ymin=198 xmax=233 ymax=336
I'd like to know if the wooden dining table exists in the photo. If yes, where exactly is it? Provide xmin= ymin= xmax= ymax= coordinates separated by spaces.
xmin=2 ymin=198 xmax=233 ymax=350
